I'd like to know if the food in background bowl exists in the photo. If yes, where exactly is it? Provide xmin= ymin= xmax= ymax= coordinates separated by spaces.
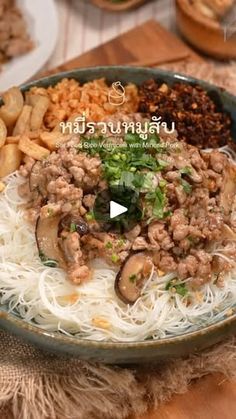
xmin=90 ymin=0 xmax=147 ymax=12
xmin=0 ymin=0 xmax=34 ymax=70
xmin=191 ymin=0 xmax=234 ymax=19
xmin=176 ymin=0 xmax=236 ymax=59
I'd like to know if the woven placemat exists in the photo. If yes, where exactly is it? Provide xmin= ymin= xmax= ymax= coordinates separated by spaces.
xmin=0 ymin=62 xmax=236 ymax=419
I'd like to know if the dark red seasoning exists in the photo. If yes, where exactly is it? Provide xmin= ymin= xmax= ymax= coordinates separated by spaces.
xmin=138 ymin=79 xmax=233 ymax=149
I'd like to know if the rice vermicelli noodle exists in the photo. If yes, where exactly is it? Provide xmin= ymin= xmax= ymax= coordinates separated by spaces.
xmin=0 ymin=172 xmax=236 ymax=342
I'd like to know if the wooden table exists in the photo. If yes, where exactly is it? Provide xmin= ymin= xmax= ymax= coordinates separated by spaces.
xmin=139 ymin=375 xmax=236 ymax=419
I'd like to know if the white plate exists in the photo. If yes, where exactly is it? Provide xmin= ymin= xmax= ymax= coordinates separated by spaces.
xmin=0 ymin=0 xmax=58 ymax=91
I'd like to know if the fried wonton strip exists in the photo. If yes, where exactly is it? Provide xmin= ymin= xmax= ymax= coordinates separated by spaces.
xmin=0 ymin=144 xmax=22 ymax=178
xmin=18 ymin=135 xmax=50 ymax=160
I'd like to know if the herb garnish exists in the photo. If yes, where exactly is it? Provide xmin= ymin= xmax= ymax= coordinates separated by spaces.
xmin=47 ymin=208 xmax=54 ymax=217
xmin=85 ymin=211 xmax=95 ymax=221
xmin=82 ymin=132 xmax=171 ymax=223
xmin=146 ymin=183 xmax=171 ymax=221
xmin=180 ymin=166 xmax=192 ymax=175
xmin=111 ymin=253 xmax=119 ymax=263
xmin=181 ymin=179 xmax=192 ymax=194
xmin=70 ymin=222 xmax=77 ymax=233
xmin=165 ymin=279 xmax=188 ymax=297
xmin=129 ymin=274 xmax=137 ymax=283
xmin=39 ymin=251 xmax=58 ymax=268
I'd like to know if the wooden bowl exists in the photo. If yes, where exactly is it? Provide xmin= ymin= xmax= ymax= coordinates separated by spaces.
xmin=91 ymin=0 xmax=148 ymax=12
xmin=175 ymin=0 xmax=236 ymax=59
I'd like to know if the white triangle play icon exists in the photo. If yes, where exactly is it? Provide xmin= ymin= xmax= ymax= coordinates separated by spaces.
xmin=110 ymin=201 xmax=128 ymax=219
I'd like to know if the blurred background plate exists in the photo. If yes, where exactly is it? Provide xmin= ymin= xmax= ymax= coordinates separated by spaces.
xmin=90 ymin=0 xmax=148 ymax=12
xmin=0 ymin=0 xmax=58 ymax=91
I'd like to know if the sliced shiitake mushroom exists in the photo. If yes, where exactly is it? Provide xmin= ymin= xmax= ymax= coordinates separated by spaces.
xmin=59 ymin=214 xmax=90 ymax=236
xmin=29 ymin=161 xmax=47 ymax=197
xmin=115 ymin=252 xmax=154 ymax=304
xmin=36 ymin=215 xmax=66 ymax=269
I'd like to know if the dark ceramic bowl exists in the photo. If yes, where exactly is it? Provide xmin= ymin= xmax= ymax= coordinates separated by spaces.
xmin=0 ymin=66 xmax=236 ymax=364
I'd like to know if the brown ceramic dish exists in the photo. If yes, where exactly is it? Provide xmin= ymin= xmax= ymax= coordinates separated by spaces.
xmin=0 ymin=66 xmax=236 ymax=364
xmin=176 ymin=0 xmax=236 ymax=60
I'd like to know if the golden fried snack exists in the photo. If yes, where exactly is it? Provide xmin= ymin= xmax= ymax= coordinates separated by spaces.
xmin=28 ymin=95 xmax=50 ymax=130
xmin=0 ymin=87 xmax=24 ymax=127
xmin=6 ymin=135 xmax=20 ymax=144
xmin=0 ymin=144 xmax=22 ymax=178
xmin=19 ymin=135 xmax=50 ymax=160
xmin=31 ymin=138 xmax=45 ymax=146
xmin=13 ymin=105 xmax=32 ymax=136
xmin=40 ymin=132 xmax=71 ymax=151
xmin=0 ymin=118 xmax=7 ymax=148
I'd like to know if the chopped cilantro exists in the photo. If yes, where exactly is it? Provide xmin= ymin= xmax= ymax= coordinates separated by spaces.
xmin=175 ymin=284 xmax=188 ymax=297
xmin=119 ymin=171 xmax=136 ymax=189
xmin=165 ymin=280 xmax=188 ymax=297
xmin=165 ymin=280 xmax=175 ymax=290
xmin=43 ymin=260 xmax=58 ymax=268
xmin=146 ymin=186 xmax=167 ymax=220
xmin=132 ymin=172 xmax=145 ymax=189
xmin=80 ymin=132 xmax=173 ymax=225
xmin=159 ymin=179 xmax=167 ymax=188
xmin=124 ymin=132 xmax=140 ymax=144
xmin=181 ymin=179 xmax=192 ymax=194
xmin=180 ymin=166 xmax=192 ymax=175
xmin=111 ymin=253 xmax=119 ymax=263
xmin=85 ymin=211 xmax=95 ymax=221
xmin=187 ymin=235 xmax=197 ymax=244
xmin=47 ymin=208 xmax=54 ymax=217
xmin=105 ymin=241 xmax=113 ymax=250
xmin=39 ymin=251 xmax=58 ymax=268
xmin=117 ymin=239 xmax=125 ymax=247
xmin=70 ymin=222 xmax=77 ymax=233
xmin=163 ymin=210 xmax=172 ymax=218
xmin=129 ymin=274 xmax=137 ymax=283
xmin=157 ymin=159 xmax=169 ymax=170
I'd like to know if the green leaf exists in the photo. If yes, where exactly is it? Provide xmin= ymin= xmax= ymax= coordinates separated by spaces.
xmin=124 ymin=132 xmax=140 ymax=144
xmin=132 ymin=172 xmax=144 ymax=189
xmin=141 ymin=172 xmax=156 ymax=191
xmin=43 ymin=260 xmax=58 ymax=268
xmin=119 ymin=171 xmax=135 ymax=189
xmin=157 ymin=159 xmax=169 ymax=170
xmin=180 ymin=166 xmax=192 ymax=175
xmin=129 ymin=274 xmax=137 ymax=283
xmin=85 ymin=211 xmax=95 ymax=221
xmin=146 ymin=186 xmax=167 ymax=220
xmin=39 ymin=251 xmax=58 ymax=268
xmin=70 ymin=222 xmax=77 ymax=233
xmin=181 ymin=179 xmax=192 ymax=194
xmin=165 ymin=280 xmax=188 ymax=297
xmin=111 ymin=253 xmax=119 ymax=263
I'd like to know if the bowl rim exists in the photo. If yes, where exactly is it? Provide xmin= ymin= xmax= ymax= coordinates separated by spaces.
xmin=1 ymin=65 xmax=236 ymax=350
xmin=176 ymin=0 xmax=222 ymax=32
xmin=0 ymin=307 xmax=236 ymax=349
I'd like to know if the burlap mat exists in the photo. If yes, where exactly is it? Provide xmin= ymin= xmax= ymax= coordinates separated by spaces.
xmin=1 ymin=62 xmax=236 ymax=419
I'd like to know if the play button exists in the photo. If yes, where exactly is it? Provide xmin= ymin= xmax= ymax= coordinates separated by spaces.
xmin=110 ymin=201 xmax=128 ymax=219
xmin=93 ymin=185 xmax=142 ymax=233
